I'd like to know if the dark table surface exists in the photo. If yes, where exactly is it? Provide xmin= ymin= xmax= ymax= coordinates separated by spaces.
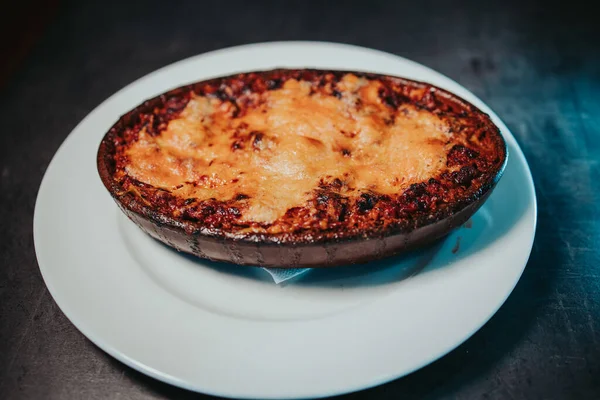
xmin=1 ymin=0 xmax=599 ymax=399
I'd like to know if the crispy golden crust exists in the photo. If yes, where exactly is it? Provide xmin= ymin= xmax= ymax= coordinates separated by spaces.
xmin=98 ymin=69 xmax=506 ymax=244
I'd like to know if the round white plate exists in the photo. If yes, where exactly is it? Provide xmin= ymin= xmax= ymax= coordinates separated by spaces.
xmin=34 ymin=42 xmax=537 ymax=399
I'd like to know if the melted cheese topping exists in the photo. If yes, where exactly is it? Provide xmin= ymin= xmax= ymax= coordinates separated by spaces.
xmin=125 ymin=75 xmax=452 ymax=223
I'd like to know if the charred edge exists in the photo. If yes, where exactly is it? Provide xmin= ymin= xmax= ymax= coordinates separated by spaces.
xmin=316 ymin=191 xmax=331 ymax=206
xmin=267 ymin=78 xmax=283 ymax=90
xmin=319 ymin=177 xmax=345 ymax=191
xmin=401 ymin=183 xmax=431 ymax=213
xmin=447 ymin=144 xmax=480 ymax=167
xmin=357 ymin=192 xmax=379 ymax=213
xmin=449 ymin=165 xmax=479 ymax=187
xmin=338 ymin=202 xmax=348 ymax=222
xmin=213 ymin=85 xmax=242 ymax=117
xmin=378 ymin=87 xmax=400 ymax=109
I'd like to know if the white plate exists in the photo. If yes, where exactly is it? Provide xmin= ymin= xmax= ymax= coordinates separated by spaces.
xmin=34 ymin=42 xmax=537 ymax=399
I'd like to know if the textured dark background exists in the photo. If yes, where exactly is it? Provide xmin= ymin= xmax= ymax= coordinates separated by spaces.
xmin=1 ymin=0 xmax=599 ymax=399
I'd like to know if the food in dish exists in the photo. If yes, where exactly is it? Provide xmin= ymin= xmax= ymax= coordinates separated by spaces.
xmin=97 ymin=69 xmax=507 ymax=267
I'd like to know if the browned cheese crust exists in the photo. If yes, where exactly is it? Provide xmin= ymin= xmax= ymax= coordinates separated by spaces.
xmin=98 ymin=69 xmax=507 ymax=244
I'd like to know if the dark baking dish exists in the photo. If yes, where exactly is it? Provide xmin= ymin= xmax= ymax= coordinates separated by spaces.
xmin=98 ymin=69 xmax=507 ymax=268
